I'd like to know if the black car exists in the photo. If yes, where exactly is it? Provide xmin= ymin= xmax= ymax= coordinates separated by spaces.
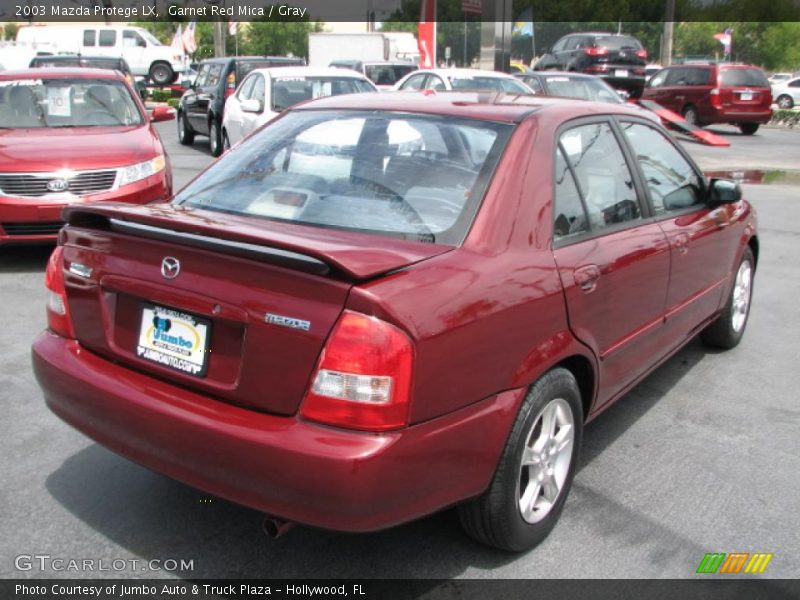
xmin=28 ymin=54 xmax=144 ymax=98
xmin=177 ymin=56 xmax=304 ymax=157
xmin=533 ymin=32 xmax=648 ymax=97
xmin=329 ymin=60 xmax=417 ymax=87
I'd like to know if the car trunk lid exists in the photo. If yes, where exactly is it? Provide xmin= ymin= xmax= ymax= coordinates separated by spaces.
xmin=719 ymin=67 xmax=772 ymax=111
xmin=59 ymin=203 xmax=451 ymax=415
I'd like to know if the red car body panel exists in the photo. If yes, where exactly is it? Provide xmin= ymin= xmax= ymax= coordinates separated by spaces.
xmin=31 ymin=93 xmax=758 ymax=532
xmin=0 ymin=69 xmax=172 ymax=244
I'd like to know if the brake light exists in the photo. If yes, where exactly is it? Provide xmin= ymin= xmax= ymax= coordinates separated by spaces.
xmin=45 ymin=246 xmax=75 ymax=339
xmin=225 ymin=72 xmax=236 ymax=97
xmin=635 ymin=49 xmax=648 ymax=59
xmin=301 ymin=310 xmax=413 ymax=431
xmin=710 ymin=87 xmax=722 ymax=108
xmin=585 ymin=46 xmax=608 ymax=56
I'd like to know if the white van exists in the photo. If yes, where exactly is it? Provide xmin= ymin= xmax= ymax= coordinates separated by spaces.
xmin=16 ymin=25 xmax=184 ymax=85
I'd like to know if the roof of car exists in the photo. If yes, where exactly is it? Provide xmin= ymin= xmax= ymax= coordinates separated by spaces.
xmin=415 ymin=68 xmax=518 ymax=79
xmin=0 ymin=67 xmax=125 ymax=80
xmin=200 ymin=56 xmax=304 ymax=64
xmin=250 ymin=66 xmax=373 ymax=79
xmin=292 ymin=90 xmax=651 ymax=123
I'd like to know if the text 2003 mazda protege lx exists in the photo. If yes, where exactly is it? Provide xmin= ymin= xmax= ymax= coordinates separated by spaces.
xmin=32 ymin=92 xmax=757 ymax=551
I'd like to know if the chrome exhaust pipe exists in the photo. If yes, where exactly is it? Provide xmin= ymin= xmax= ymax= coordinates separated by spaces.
xmin=262 ymin=516 xmax=294 ymax=538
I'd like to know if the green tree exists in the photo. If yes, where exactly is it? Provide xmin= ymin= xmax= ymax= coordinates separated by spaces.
xmin=2 ymin=23 xmax=19 ymax=41
xmin=243 ymin=20 xmax=324 ymax=59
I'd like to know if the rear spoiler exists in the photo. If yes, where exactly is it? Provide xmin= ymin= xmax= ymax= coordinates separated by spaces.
xmin=62 ymin=203 xmax=451 ymax=281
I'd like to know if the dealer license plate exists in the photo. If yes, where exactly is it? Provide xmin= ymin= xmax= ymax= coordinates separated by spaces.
xmin=615 ymin=69 xmax=628 ymax=77
xmin=136 ymin=304 xmax=211 ymax=377
xmin=740 ymin=92 xmax=753 ymax=101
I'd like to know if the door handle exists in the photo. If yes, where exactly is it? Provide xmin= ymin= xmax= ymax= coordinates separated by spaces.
xmin=673 ymin=232 xmax=690 ymax=255
xmin=574 ymin=265 xmax=601 ymax=293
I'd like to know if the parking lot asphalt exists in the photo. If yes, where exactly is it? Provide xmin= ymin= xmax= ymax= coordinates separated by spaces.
xmin=1 ymin=119 xmax=798 ymax=580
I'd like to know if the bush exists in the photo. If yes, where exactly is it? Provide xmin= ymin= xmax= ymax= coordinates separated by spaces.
xmin=150 ymin=89 xmax=171 ymax=103
xmin=167 ymin=98 xmax=180 ymax=108
xmin=769 ymin=109 xmax=800 ymax=128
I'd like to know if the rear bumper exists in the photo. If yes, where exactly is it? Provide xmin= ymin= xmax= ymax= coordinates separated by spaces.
xmin=701 ymin=107 xmax=772 ymax=125
xmin=32 ymin=331 xmax=524 ymax=532
xmin=0 ymin=175 xmax=169 ymax=245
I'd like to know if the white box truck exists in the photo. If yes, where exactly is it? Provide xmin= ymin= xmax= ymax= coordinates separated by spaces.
xmin=16 ymin=25 xmax=184 ymax=85
xmin=308 ymin=33 xmax=419 ymax=67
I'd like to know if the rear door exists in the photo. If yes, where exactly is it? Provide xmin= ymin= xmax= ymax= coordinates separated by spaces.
xmin=618 ymin=119 xmax=740 ymax=340
xmin=551 ymin=119 xmax=671 ymax=408
xmin=189 ymin=63 xmax=222 ymax=133
xmin=95 ymin=29 xmax=118 ymax=59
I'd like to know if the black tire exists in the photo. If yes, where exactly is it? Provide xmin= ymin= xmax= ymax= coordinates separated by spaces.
xmin=209 ymin=118 xmax=223 ymax=157
xmin=458 ymin=368 xmax=583 ymax=551
xmin=177 ymin=111 xmax=194 ymax=146
xmin=738 ymin=123 xmax=760 ymax=135
xmin=777 ymin=95 xmax=794 ymax=109
xmin=701 ymin=246 xmax=755 ymax=349
xmin=682 ymin=104 xmax=699 ymax=126
xmin=149 ymin=62 xmax=175 ymax=86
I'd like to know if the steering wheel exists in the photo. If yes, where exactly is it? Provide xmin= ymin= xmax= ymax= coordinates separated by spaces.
xmin=347 ymin=175 xmax=434 ymax=238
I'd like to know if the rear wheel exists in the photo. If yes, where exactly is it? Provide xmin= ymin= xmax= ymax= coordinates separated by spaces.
xmin=682 ymin=104 xmax=699 ymax=126
xmin=209 ymin=119 xmax=223 ymax=157
xmin=701 ymin=247 xmax=754 ymax=349
xmin=738 ymin=123 xmax=760 ymax=135
xmin=458 ymin=368 xmax=583 ymax=551
xmin=149 ymin=62 xmax=175 ymax=86
xmin=776 ymin=94 xmax=794 ymax=109
xmin=177 ymin=112 xmax=194 ymax=146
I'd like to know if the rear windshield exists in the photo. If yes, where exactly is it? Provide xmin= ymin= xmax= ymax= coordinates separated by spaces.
xmin=0 ymin=78 xmax=143 ymax=128
xmin=172 ymin=110 xmax=512 ymax=245
xmin=543 ymin=75 xmax=622 ymax=103
xmin=721 ymin=68 xmax=769 ymax=87
xmin=447 ymin=75 xmax=532 ymax=94
xmin=271 ymin=76 xmax=375 ymax=111
xmin=365 ymin=64 xmax=417 ymax=85
xmin=592 ymin=36 xmax=642 ymax=50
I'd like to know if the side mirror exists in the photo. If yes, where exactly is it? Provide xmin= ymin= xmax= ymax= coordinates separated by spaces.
xmin=708 ymin=178 xmax=742 ymax=204
xmin=241 ymin=98 xmax=263 ymax=113
xmin=150 ymin=105 xmax=176 ymax=122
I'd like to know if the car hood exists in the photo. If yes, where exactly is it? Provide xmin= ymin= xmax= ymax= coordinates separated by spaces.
xmin=0 ymin=125 xmax=160 ymax=173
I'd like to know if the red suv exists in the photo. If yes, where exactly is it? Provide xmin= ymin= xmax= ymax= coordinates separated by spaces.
xmin=0 ymin=68 xmax=174 ymax=244
xmin=642 ymin=63 xmax=772 ymax=134
xmin=32 ymin=93 xmax=758 ymax=551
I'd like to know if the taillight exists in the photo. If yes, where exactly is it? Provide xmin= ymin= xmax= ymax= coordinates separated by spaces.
xmin=585 ymin=46 xmax=608 ymax=56
xmin=710 ymin=88 xmax=722 ymax=108
xmin=635 ymin=49 xmax=647 ymax=59
xmin=225 ymin=72 xmax=236 ymax=97
xmin=45 ymin=246 xmax=75 ymax=339
xmin=301 ymin=310 xmax=413 ymax=431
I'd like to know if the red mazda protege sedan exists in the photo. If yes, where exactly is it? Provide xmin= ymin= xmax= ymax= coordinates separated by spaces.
xmin=0 ymin=68 xmax=173 ymax=244
xmin=32 ymin=92 xmax=758 ymax=551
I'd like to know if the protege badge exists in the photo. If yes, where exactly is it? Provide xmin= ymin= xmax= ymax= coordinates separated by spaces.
xmin=265 ymin=313 xmax=311 ymax=331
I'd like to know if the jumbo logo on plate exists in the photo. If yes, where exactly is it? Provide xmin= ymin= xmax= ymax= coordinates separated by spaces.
xmin=136 ymin=305 xmax=210 ymax=376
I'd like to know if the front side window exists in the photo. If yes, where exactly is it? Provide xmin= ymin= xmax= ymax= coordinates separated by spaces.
xmin=172 ymin=111 xmax=512 ymax=244
xmin=98 ymin=30 xmax=117 ymax=47
xmin=620 ymin=121 xmax=703 ymax=214
xmin=400 ymin=73 xmax=427 ymax=90
xmin=0 ymin=78 xmax=144 ymax=128
xmin=122 ymin=30 xmax=145 ymax=48
xmin=558 ymin=122 xmax=641 ymax=233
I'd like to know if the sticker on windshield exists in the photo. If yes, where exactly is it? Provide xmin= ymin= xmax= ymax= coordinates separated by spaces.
xmin=47 ymin=87 xmax=71 ymax=117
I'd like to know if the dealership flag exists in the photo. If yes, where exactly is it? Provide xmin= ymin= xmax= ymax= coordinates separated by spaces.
xmin=512 ymin=7 xmax=534 ymax=37
xmin=171 ymin=24 xmax=184 ymax=52
xmin=714 ymin=27 xmax=732 ymax=58
xmin=418 ymin=0 xmax=437 ymax=68
xmin=182 ymin=21 xmax=198 ymax=55
xmin=228 ymin=21 xmax=238 ymax=36
xmin=462 ymin=0 xmax=481 ymax=14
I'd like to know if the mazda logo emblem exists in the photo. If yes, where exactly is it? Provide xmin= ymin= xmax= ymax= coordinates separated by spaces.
xmin=160 ymin=257 xmax=181 ymax=280
xmin=47 ymin=178 xmax=69 ymax=193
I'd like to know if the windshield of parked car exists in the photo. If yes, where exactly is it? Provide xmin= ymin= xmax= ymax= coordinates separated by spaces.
xmin=271 ymin=77 xmax=376 ymax=111
xmin=0 ymin=78 xmax=143 ymax=128
xmin=446 ymin=75 xmax=533 ymax=94
xmin=543 ymin=76 xmax=622 ymax=103
xmin=721 ymin=68 xmax=769 ymax=87
xmin=173 ymin=110 xmax=512 ymax=244
xmin=365 ymin=64 xmax=417 ymax=85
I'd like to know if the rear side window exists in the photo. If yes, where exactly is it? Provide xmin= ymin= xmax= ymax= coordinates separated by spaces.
xmin=83 ymin=30 xmax=96 ymax=47
xmin=620 ymin=122 xmax=703 ymax=214
xmin=684 ymin=67 xmax=711 ymax=85
xmin=206 ymin=64 xmax=223 ymax=87
xmin=553 ymin=147 xmax=589 ymax=241
xmin=172 ymin=111 xmax=512 ymax=245
xmin=558 ymin=122 xmax=641 ymax=233
xmin=98 ymin=30 xmax=117 ymax=47
xmin=400 ymin=73 xmax=427 ymax=90
xmin=721 ymin=68 xmax=769 ymax=87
